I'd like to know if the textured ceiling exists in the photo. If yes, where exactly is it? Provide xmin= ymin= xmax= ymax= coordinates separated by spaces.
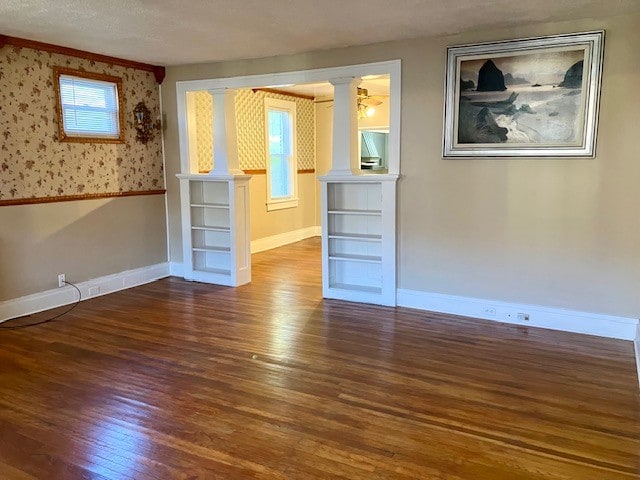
xmin=1 ymin=0 xmax=639 ymax=66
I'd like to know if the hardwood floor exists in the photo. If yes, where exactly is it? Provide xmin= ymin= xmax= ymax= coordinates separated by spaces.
xmin=0 ymin=237 xmax=638 ymax=479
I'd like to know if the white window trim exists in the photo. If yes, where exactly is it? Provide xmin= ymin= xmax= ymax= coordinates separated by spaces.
xmin=264 ymin=97 xmax=298 ymax=211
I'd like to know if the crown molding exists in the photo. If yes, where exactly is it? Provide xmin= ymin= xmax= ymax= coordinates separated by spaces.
xmin=0 ymin=34 xmax=165 ymax=83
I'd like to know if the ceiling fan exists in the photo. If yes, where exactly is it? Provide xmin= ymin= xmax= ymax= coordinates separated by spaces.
xmin=313 ymin=86 xmax=387 ymax=118
xmin=357 ymin=87 xmax=384 ymax=118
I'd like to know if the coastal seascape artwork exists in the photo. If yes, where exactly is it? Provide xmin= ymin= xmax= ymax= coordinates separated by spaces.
xmin=443 ymin=31 xmax=604 ymax=157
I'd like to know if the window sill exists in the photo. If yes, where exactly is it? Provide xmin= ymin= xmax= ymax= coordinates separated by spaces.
xmin=267 ymin=198 xmax=299 ymax=211
xmin=60 ymin=135 xmax=125 ymax=144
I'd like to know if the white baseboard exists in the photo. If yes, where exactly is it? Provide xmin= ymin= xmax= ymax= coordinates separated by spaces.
xmin=635 ymin=324 xmax=640 ymax=387
xmin=0 ymin=263 xmax=170 ymax=323
xmin=397 ymin=289 xmax=639 ymax=341
xmin=251 ymin=226 xmax=321 ymax=254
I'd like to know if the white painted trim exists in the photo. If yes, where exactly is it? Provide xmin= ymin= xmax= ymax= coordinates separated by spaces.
xmin=176 ymin=60 xmax=400 ymax=95
xmin=265 ymin=97 xmax=298 ymax=208
xmin=176 ymin=60 xmax=401 ymax=175
xmin=266 ymin=198 xmax=299 ymax=211
xmin=169 ymin=262 xmax=184 ymax=277
xmin=327 ymin=77 xmax=360 ymax=175
xmin=251 ymin=226 xmax=320 ymax=254
xmin=0 ymin=263 xmax=170 ymax=323
xmin=325 ymin=286 xmax=395 ymax=307
xmin=185 ymin=91 xmax=200 ymax=175
xmin=397 ymin=289 xmax=639 ymax=341
xmin=158 ymin=84 xmax=172 ymax=267
xmin=635 ymin=324 xmax=640 ymax=387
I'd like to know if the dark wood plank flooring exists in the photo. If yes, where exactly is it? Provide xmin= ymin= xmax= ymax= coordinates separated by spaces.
xmin=0 ymin=237 xmax=638 ymax=479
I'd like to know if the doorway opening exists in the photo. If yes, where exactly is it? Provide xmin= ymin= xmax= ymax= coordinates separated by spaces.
xmin=175 ymin=61 xmax=400 ymax=304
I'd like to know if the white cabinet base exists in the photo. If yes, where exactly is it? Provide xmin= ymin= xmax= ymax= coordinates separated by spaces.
xmin=320 ymin=174 xmax=398 ymax=306
xmin=177 ymin=174 xmax=251 ymax=287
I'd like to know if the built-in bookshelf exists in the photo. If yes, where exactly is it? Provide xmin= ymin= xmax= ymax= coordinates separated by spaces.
xmin=320 ymin=176 xmax=398 ymax=305
xmin=177 ymin=174 xmax=251 ymax=286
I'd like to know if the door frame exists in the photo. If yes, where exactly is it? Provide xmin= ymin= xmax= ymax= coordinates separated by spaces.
xmin=174 ymin=60 xmax=402 ymax=301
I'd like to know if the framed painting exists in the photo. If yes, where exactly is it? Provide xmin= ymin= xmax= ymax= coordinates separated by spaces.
xmin=443 ymin=31 xmax=604 ymax=157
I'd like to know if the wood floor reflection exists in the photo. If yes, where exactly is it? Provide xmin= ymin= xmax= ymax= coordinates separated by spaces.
xmin=1 ymin=237 xmax=638 ymax=479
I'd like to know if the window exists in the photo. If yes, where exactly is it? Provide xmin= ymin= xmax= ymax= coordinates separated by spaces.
xmin=53 ymin=67 xmax=124 ymax=143
xmin=265 ymin=97 xmax=298 ymax=211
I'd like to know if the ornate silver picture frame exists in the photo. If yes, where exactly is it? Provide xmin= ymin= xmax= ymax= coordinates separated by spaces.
xmin=443 ymin=31 xmax=604 ymax=158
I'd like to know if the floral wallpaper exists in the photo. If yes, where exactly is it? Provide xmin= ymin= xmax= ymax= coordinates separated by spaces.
xmin=0 ymin=45 xmax=164 ymax=202
xmin=194 ymin=91 xmax=213 ymax=172
xmin=193 ymin=88 xmax=315 ymax=173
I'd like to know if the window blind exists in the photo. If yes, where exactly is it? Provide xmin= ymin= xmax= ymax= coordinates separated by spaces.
xmin=59 ymin=75 xmax=120 ymax=137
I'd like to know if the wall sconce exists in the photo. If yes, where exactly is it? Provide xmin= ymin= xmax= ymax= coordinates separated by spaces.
xmin=133 ymin=101 xmax=160 ymax=144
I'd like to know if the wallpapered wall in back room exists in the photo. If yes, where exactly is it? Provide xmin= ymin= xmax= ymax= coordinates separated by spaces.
xmin=193 ymin=89 xmax=316 ymax=173
xmin=0 ymin=45 xmax=164 ymax=202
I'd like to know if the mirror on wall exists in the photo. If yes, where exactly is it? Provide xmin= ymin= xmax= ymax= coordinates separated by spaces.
xmin=359 ymin=129 xmax=389 ymax=172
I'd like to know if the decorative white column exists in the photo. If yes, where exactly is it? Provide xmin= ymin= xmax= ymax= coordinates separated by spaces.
xmin=207 ymin=88 xmax=243 ymax=176
xmin=328 ymin=77 xmax=361 ymax=176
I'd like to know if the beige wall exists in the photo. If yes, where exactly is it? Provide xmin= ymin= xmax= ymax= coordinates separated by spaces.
xmin=163 ymin=13 xmax=640 ymax=318
xmin=248 ymin=173 xmax=318 ymax=241
xmin=0 ymin=195 xmax=167 ymax=301
xmin=0 ymin=46 xmax=168 ymax=302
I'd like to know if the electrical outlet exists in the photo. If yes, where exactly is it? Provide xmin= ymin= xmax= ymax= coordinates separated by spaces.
xmin=88 ymin=286 xmax=100 ymax=297
xmin=57 ymin=273 xmax=66 ymax=288
xmin=517 ymin=312 xmax=530 ymax=321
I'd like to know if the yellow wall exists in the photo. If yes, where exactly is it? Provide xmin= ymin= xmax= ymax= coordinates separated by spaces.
xmin=163 ymin=13 xmax=640 ymax=318
xmin=248 ymin=173 xmax=318 ymax=241
xmin=192 ymin=89 xmax=315 ymax=172
xmin=358 ymin=98 xmax=390 ymax=130
xmin=314 ymin=96 xmax=333 ymax=222
xmin=189 ymin=88 xmax=319 ymax=241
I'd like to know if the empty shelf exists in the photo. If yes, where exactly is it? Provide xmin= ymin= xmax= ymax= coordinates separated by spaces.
xmin=190 ymin=203 xmax=229 ymax=209
xmin=328 ymin=209 xmax=381 ymax=216
xmin=192 ymin=246 xmax=231 ymax=253
xmin=193 ymin=267 xmax=231 ymax=276
xmin=329 ymin=253 xmax=382 ymax=264
xmin=328 ymin=233 xmax=382 ymax=241
xmin=191 ymin=225 xmax=231 ymax=232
